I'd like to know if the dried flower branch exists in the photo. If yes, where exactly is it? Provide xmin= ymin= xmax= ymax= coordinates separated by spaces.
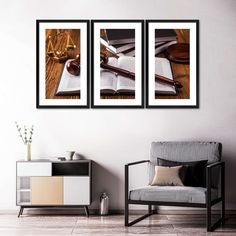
xmin=29 ymin=125 xmax=34 ymax=144
xmin=15 ymin=121 xmax=34 ymax=144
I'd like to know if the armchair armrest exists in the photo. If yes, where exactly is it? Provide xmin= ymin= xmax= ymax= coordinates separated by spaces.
xmin=206 ymin=161 xmax=225 ymax=203
xmin=125 ymin=160 xmax=150 ymax=204
xmin=125 ymin=160 xmax=150 ymax=167
xmin=207 ymin=161 xmax=225 ymax=169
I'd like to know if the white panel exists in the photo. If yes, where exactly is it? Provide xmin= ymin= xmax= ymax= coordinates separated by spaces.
xmin=64 ymin=177 xmax=90 ymax=205
xmin=17 ymin=162 xmax=52 ymax=176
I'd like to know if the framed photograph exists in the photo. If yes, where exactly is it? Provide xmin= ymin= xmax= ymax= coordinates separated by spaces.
xmin=146 ymin=20 xmax=199 ymax=108
xmin=36 ymin=20 xmax=89 ymax=108
xmin=91 ymin=20 xmax=144 ymax=108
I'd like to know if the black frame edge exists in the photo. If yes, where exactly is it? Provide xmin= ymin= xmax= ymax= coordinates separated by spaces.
xmin=36 ymin=19 xmax=90 ymax=109
xmin=145 ymin=19 xmax=200 ymax=109
xmin=91 ymin=19 xmax=145 ymax=109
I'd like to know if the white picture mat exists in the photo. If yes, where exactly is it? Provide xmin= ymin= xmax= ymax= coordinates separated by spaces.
xmin=148 ymin=22 xmax=197 ymax=106
xmin=93 ymin=22 xmax=143 ymax=106
xmin=39 ymin=22 xmax=88 ymax=106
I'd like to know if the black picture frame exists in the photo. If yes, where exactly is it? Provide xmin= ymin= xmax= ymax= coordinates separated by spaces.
xmin=36 ymin=19 xmax=90 ymax=109
xmin=91 ymin=19 xmax=145 ymax=108
xmin=146 ymin=20 xmax=199 ymax=108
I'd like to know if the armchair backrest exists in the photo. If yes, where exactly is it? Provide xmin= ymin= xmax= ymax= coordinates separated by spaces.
xmin=149 ymin=142 xmax=222 ymax=184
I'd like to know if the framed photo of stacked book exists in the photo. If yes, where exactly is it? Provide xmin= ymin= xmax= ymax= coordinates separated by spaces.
xmin=146 ymin=20 xmax=199 ymax=108
xmin=91 ymin=20 xmax=144 ymax=108
xmin=36 ymin=20 xmax=89 ymax=108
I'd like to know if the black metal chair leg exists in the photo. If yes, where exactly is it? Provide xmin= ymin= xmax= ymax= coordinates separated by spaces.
xmin=148 ymin=205 xmax=152 ymax=214
xmin=125 ymin=202 xmax=129 ymax=226
xmin=84 ymin=206 xmax=89 ymax=217
xmin=221 ymin=199 xmax=225 ymax=225
xmin=207 ymin=204 xmax=211 ymax=232
xmin=125 ymin=202 xmax=154 ymax=227
xmin=221 ymin=162 xmax=225 ymax=225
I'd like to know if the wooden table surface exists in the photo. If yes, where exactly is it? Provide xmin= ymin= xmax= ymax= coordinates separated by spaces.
xmin=45 ymin=29 xmax=80 ymax=99
xmin=101 ymin=29 xmax=190 ymax=100
xmin=156 ymin=29 xmax=190 ymax=99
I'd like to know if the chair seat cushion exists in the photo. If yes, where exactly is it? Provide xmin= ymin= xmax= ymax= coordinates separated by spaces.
xmin=129 ymin=186 xmax=218 ymax=204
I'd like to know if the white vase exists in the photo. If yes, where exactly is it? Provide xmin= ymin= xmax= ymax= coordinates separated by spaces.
xmin=25 ymin=143 xmax=31 ymax=161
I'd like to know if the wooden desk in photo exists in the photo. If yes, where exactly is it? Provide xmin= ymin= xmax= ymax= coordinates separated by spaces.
xmin=156 ymin=29 xmax=190 ymax=99
xmin=45 ymin=29 xmax=80 ymax=99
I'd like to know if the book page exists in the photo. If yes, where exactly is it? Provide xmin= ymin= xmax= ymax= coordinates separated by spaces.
xmin=155 ymin=57 xmax=176 ymax=95
xmin=116 ymin=56 xmax=135 ymax=93
xmin=100 ymin=57 xmax=118 ymax=93
xmin=56 ymin=60 xmax=80 ymax=95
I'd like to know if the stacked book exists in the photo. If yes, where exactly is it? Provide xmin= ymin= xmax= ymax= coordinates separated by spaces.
xmin=100 ymin=29 xmax=135 ymax=57
xmin=155 ymin=29 xmax=177 ymax=55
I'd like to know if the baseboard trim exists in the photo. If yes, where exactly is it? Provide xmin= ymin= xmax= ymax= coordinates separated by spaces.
xmin=1 ymin=208 xmax=236 ymax=215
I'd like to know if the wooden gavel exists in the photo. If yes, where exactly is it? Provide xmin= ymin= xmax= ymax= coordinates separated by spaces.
xmin=100 ymin=53 xmax=182 ymax=88
xmin=67 ymin=53 xmax=182 ymax=88
xmin=155 ymin=74 xmax=183 ymax=88
xmin=100 ymin=53 xmax=135 ymax=79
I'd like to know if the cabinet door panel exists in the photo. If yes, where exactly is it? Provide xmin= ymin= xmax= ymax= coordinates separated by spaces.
xmin=64 ymin=177 xmax=90 ymax=205
xmin=31 ymin=177 xmax=63 ymax=205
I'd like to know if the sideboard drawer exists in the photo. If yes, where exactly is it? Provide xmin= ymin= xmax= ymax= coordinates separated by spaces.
xmin=17 ymin=162 xmax=52 ymax=176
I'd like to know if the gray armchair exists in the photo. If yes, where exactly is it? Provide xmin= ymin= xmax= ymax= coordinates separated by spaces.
xmin=125 ymin=142 xmax=225 ymax=232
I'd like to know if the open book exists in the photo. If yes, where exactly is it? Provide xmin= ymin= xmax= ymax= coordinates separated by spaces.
xmin=100 ymin=56 xmax=135 ymax=95
xmin=55 ymin=60 xmax=80 ymax=96
xmin=155 ymin=57 xmax=176 ymax=95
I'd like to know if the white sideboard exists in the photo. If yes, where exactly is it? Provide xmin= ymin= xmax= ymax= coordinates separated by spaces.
xmin=16 ymin=160 xmax=92 ymax=217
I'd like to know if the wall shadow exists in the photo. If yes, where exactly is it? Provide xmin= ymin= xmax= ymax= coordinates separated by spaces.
xmin=91 ymin=161 xmax=122 ymax=211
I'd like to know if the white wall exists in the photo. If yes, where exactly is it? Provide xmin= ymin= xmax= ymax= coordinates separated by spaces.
xmin=0 ymin=0 xmax=236 ymax=210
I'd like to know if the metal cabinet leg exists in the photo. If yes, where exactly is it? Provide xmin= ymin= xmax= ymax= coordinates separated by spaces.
xmin=18 ymin=207 xmax=24 ymax=218
xmin=84 ymin=206 xmax=89 ymax=217
xmin=17 ymin=207 xmax=21 ymax=218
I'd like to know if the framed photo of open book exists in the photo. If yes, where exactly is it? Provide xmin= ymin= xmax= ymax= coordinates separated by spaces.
xmin=36 ymin=20 xmax=89 ymax=108
xmin=146 ymin=20 xmax=199 ymax=108
xmin=91 ymin=20 xmax=144 ymax=108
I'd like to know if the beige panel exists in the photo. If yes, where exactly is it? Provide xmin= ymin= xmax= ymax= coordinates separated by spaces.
xmin=31 ymin=177 xmax=63 ymax=205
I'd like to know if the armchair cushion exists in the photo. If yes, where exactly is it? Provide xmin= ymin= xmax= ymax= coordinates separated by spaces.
xmin=151 ymin=165 xmax=186 ymax=186
xmin=157 ymin=158 xmax=208 ymax=187
xmin=129 ymin=186 xmax=218 ymax=204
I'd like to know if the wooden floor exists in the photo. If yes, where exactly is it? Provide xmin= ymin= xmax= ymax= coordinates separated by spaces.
xmin=0 ymin=213 xmax=236 ymax=235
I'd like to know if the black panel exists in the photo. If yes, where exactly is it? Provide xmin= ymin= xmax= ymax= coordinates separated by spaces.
xmin=52 ymin=162 xmax=89 ymax=176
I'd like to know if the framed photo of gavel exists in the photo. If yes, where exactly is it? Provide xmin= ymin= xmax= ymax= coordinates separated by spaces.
xmin=146 ymin=20 xmax=199 ymax=108
xmin=36 ymin=20 xmax=90 ymax=108
xmin=91 ymin=20 xmax=144 ymax=108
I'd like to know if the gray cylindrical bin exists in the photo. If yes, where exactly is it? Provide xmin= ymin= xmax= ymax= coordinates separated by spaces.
xmin=100 ymin=192 xmax=109 ymax=216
